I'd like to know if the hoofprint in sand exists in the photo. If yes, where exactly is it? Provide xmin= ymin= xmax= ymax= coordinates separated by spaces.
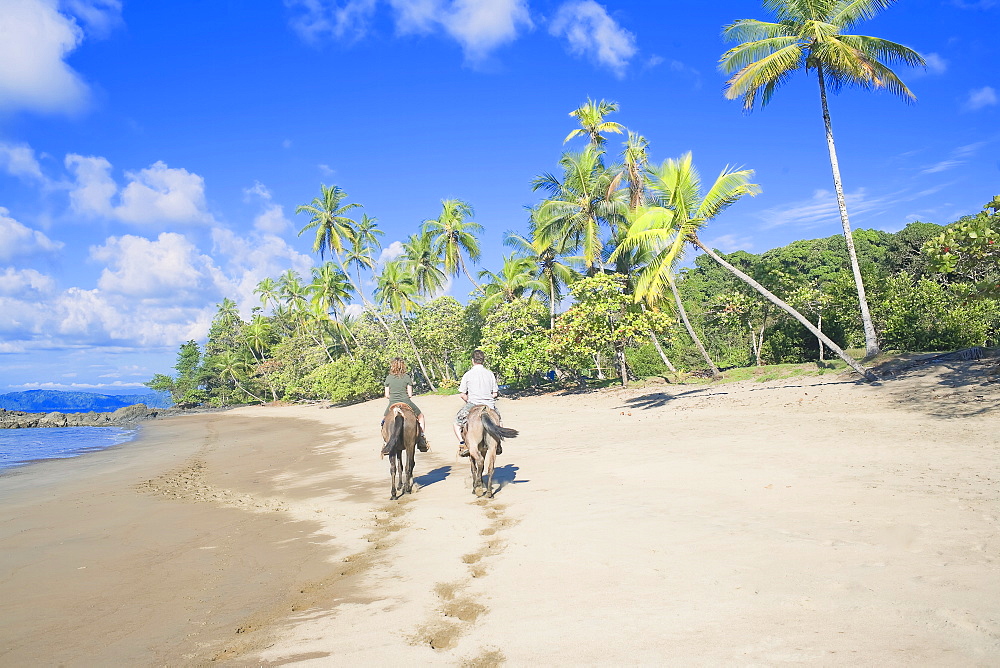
xmin=0 ymin=358 xmax=997 ymax=665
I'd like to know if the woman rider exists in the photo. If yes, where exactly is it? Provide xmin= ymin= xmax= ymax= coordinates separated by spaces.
xmin=382 ymin=357 xmax=428 ymax=453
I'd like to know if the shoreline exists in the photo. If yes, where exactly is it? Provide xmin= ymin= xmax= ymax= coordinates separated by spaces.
xmin=2 ymin=362 xmax=999 ymax=665
xmin=0 ymin=410 xmax=354 ymax=665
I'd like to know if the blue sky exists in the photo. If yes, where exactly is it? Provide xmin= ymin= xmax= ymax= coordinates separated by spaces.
xmin=1 ymin=0 xmax=997 ymax=393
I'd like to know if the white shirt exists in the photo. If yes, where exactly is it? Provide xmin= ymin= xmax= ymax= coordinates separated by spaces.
xmin=460 ymin=364 xmax=499 ymax=409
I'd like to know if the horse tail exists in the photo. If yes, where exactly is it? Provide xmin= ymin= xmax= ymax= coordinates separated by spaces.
xmin=386 ymin=413 xmax=405 ymax=455
xmin=482 ymin=412 xmax=518 ymax=440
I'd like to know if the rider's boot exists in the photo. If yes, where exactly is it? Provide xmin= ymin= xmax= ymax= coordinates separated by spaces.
xmin=416 ymin=427 xmax=429 ymax=452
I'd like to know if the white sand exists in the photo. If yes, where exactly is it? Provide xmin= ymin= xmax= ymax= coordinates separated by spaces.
xmin=1 ymin=358 xmax=997 ymax=666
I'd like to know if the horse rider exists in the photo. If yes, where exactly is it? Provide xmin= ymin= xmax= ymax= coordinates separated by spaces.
xmin=381 ymin=357 xmax=428 ymax=456
xmin=453 ymin=349 xmax=502 ymax=457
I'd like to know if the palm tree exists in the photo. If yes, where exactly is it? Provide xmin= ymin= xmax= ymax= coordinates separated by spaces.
xmin=532 ymin=146 xmax=626 ymax=274
xmin=477 ymin=254 xmax=547 ymax=314
xmin=277 ymin=269 xmax=308 ymax=335
xmin=254 ymin=277 xmax=280 ymax=314
xmin=214 ymin=351 xmax=265 ymax=404
xmin=296 ymin=184 xmax=360 ymax=260
xmin=564 ymin=98 xmax=626 ymax=148
xmin=308 ymin=262 xmax=355 ymax=359
xmin=423 ymin=199 xmax=484 ymax=293
xmin=615 ymin=153 xmax=872 ymax=379
xmin=719 ymin=0 xmax=924 ymax=358
xmin=505 ymin=224 xmax=579 ymax=329
xmin=375 ymin=260 xmax=436 ymax=391
xmin=619 ymin=131 xmax=650 ymax=211
xmin=344 ymin=213 xmax=384 ymax=302
xmin=402 ymin=230 xmax=447 ymax=299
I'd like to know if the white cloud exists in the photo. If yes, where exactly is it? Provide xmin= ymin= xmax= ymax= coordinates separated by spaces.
xmin=285 ymin=0 xmax=378 ymax=42
xmin=66 ymin=155 xmax=215 ymax=225
xmin=758 ymin=188 xmax=894 ymax=230
xmin=0 ymin=0 xmax=90 ymax=113
xmin=287 ymin=0 xmax=532 ymax=62
xmin=90 ymin=232 xmax=224 ymax=301
xmin=0 ymin=267 xmax=56 ymax=296
xmin=549 ymin=0 xmax=636 ymax=77
xmin=0 ymin=141 xmax=47 ymax=181
xmin=924 ymin=52 xmax=947 ymax=75
xmin=378 ymin=240 xmax=405 ymax=264
xmin=243 ymin=180 xmax=292 ymax=233
xmin=0 ymin=206 xmax=64 ymax=260
xmin=919 ymin=141 xmax=986 ymax=174
xmin=390 ymin=0 xmax=533 ymax=62
xmin=62 ymin=0 xmax=122 ymax=37
xmin=965 ymin=86 xmax=998 ymax=111
xmin=210 ymin=226 xmax=314 ymax=312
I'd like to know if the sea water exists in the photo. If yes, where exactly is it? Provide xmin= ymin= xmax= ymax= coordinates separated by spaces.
xmin=0 ymin=427 xmax=139 ymax=472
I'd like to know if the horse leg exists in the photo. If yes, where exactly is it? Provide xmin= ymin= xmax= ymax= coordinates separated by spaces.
xmin=389 ymin=451 xmax=398 ymax=500
xmin=404 ymin=444 xmax=416 ymax=494
xmin=485 ymin=438 xmax=497 ymax=499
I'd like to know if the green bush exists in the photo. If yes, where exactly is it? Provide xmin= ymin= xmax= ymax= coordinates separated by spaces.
xmin=304 ymin=356 xmax=382 ymax=403
xmin=625 ymin=344 xmax=670 ymax=378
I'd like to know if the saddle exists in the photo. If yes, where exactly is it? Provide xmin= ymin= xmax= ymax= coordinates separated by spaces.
xmin=387 ymin=402 xmax=415 ymax=417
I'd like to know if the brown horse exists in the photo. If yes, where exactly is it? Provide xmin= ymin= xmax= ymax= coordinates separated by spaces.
xmin=464 ymin=405 xmax=518 ymax=498
xmin=382 ymin=402 xmax=419 ymax=500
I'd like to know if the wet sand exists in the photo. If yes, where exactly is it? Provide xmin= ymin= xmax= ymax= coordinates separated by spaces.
xmin=1 ymin=357 xmax=999 ymax=665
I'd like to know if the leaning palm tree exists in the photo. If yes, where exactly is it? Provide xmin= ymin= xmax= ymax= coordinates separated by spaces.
xmin=375 ymin=260 xmax=436 ymax=391
xmin=532 ymin=146 xmax=627 ymax=274
xmin=277 ymin=269 xmax=308 ymax=335
xmin=564 ymin=98 xmax=626 ymax=148
xmin=423 ymin=199 xmax=484 ymax=293
xmin=477 ymin=254 xmax=547 ymax=315
xmin=616 ymin=152 xmax=872 ymax=379
xmin=214 ymin=351 xmax=265 ymax=404
xmin=719 ymin=0 xmax=925 ymax=358
xmin=402 ymin=230 xmax=448 ymax=299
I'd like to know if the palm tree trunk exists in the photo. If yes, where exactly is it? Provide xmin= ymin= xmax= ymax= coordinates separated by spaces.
xmin=639 ymin=304 xmax=677 ymax=373
xmin=398 ymin=317 xmax=437 ymax=392
xmin=692 ymin=236 xmax=873 ymax=380
xmin=340 ymin=255 xmax=399 ymax=343
xmin=818 ymin=311 xmax=825 ymax=362
xmin=231 ymin=372 xmax=265 ymax=404
xmin=458 ymin=253 xmax=485 ymax=294
xmin=669 ymin=278 xmax=720 ymax=378
xmin=818 ymin=66 xmax=879 ymax=359
xmin=548 ymin=272 xmax=556 ymax=329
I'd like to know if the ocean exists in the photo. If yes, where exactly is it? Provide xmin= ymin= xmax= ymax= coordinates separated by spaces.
xmin=0 ymin=427 xmax=139 ymax=472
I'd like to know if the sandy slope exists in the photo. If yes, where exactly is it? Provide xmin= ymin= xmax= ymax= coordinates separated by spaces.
xmin=1 ymin=358 xmax=998 ymax=666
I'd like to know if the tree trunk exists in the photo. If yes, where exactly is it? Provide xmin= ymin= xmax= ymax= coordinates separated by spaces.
xmin=692 ymin=236 xmax=873 ymax=380
xmin=818 ymin=311 xmax=825 ymax=362
xmin=458 ymin=252 xmax=485 ymax=295
xmin=639 ymin=303 xmax=677 ymax=373
xmin=617 ymin=348 xmax=629 ymax=387
xmin=593 ymin=353 xmax=606 ymax=380
xmin=818 ymin=66 xmax=879 ymax=359
xmin=340 ymin=255 xmax=399 ymax=344
xmin=231 ymin=372 xmax=265 ymax=404
xmin=755 ymin=309 xmax=769 ymax=367
xmin=669 ymin=278 xmax=720 ymax=378
xmin=399 ymin=317 xmax=437 ymax=392
xmin=548 ymin=272 xmax=556 ymax=329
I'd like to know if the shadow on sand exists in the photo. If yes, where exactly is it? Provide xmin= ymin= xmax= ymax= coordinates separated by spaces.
xmin=414 ymin=465 xmax=451 ymax=488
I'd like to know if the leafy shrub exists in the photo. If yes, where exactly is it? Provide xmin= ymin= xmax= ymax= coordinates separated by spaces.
xmin=304 ymin=356 xmax=382 ymax=403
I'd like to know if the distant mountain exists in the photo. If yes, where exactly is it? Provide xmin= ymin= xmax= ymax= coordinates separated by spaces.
xmin=0 ymin=389 xmax=173 ymax=413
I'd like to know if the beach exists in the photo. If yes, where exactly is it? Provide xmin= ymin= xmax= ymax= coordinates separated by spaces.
xmin=1 ymin=358 xmax=998 ymax=666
